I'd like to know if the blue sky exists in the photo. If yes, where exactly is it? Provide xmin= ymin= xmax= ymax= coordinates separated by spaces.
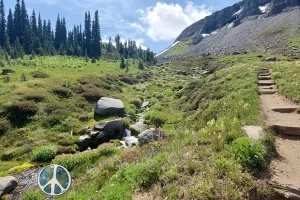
xmin=5 ymin=0 xmax=241 ymax=53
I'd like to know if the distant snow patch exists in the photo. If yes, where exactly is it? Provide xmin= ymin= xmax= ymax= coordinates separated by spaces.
xmin=233 ymin=7 xmax=244 ymax=16
xmin=202 ymin=34 xmax=210 ymax=37
xmin=211 ymin=31 xmax=218 ymax=35
xmin=259 ymin=3 xmax=270 ymax=13
xmin=155 ymin=41 xmax=180 ymax=57
xmin=227 ymin=22 xmax=234 ymax=28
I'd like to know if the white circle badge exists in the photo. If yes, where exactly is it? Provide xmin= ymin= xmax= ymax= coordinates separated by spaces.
xmin=38 ymin=164 xmax=71 ymax=196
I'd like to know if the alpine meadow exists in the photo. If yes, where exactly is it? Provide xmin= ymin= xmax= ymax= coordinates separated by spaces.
xmin=1 ymin=0 xmax=300 ymax=200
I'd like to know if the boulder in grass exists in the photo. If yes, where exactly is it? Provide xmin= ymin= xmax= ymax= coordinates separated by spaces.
xmin=76 ymin=135 xmax=91 ymax=150
xmin=0 ymin=176 xmax=18 ymax=198
xmin=130 ymin=123 xmax=148 ymax=136
xmin=94 ymin=97 xmax=125 ymax=116
xmin=94 ymin=119 xmax=125 ymax=144
xmin=265 ymin=57 xmax=276 ymax=62
xmin=138 ymin=128 xmax=159 ymax=146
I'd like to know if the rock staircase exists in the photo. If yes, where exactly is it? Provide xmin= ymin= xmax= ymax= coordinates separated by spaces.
xmin=258 ymin=68 xmax=300 ymax=136
xmin=258 ymin=68 xmax=300 ymax=199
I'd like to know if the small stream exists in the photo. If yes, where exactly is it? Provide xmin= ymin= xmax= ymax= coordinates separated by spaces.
xmin=9 ymin=167 xmax=45 ymax=200
xmin=120 ymin=103 xmax=149 ymax=148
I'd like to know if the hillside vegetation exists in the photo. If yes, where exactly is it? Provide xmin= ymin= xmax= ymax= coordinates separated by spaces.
xmin=4 ymin=54 xmax=293 ymax=199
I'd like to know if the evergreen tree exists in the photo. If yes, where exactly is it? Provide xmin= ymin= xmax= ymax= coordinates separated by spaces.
xmin=37 ymin=13 xmax=42 ymax=40
xmin=125 ymin=64 xmax=129 ymax=73
xmin=42 ymin=20 xmax=47 ymax=40
xmin=138 ymin=60 xmax=144 ymax=70
xmin=91 ymin=10 xmax=101 ymax=59
xmin=6 ymin=9 xmax=14 ymax=44
xmin=14 ymin=0 xmax=21 ymax=43
xmin=31 ymin=10 xmax=37 ymax=35
xmin=20 ymin=0 xmax=28 ymax=44
xmin=106 ymin=36 xmax=112 ymax=53
xmin=115 ymin=34 xmax=120 ymax=52
xmin=0 ymin=0 xmax=6 ymax=47
xmin=84 ymin=11 xmax=92 ymax=56
xmin=120 ymin=57 xmax=125 ymax=69
xmin=5 ymin=33 xmax=11 ymax=54
xmin=0 ymin=1 xmax=156 ymax=60
xmin=23 ymin=24 xmax=32 ymax=53
xmin=54 ymin=14 xmax=61 ymax=49
xmin=13 ymin=37 xmax=24 ymax=58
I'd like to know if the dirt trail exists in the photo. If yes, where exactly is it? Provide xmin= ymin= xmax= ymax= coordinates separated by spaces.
xmin=258 ymin=68 xmax=300 ymax=199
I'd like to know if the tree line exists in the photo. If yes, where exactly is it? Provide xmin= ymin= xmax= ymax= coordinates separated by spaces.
xmin=0 ymin=0 xmax=156 ymax=64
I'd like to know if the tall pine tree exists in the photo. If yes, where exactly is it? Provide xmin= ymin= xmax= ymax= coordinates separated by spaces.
xmin=6 ymin=9 xmax=14 ymax=44
xmin=91 ymin=10 xmax=101 ymax=59
xmin=20 ymin=0 xmax=28 ymax=44
xmin=14 ymin=0 xmax=21 ymax=43
xmin=31 ymin=10 xmax=37 ymax=36
xmin=0 ymin=0 xmax=6 ymax=47
xmin=84 ymin=11 xmax=91 ymax=57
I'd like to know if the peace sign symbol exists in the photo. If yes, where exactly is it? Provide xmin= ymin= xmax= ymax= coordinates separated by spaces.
xmin=38 ymin=164 xmax=71 ymax=196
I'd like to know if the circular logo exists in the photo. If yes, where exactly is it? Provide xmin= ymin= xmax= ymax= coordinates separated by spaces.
xmin=38 ymin=164 xmax=71 ymax=196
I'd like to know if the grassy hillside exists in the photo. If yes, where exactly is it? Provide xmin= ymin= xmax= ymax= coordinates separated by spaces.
xmin=0 ymin=56 xmax=152 ymax=175
xmin=3 ymin=53 xmax=300 ymax=199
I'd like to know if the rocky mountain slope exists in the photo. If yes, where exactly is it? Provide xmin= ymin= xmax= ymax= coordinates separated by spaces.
xmin=157 ymin=0 xmax=300 ymax=62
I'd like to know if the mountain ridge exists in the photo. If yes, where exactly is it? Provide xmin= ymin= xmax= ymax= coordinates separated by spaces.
xmin=157 ymin=0 xmax=300 ymax=61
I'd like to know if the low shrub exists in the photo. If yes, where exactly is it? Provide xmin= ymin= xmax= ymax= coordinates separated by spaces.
xmin=52 ymin=87 xmax=73 ymax=98
xmin=20 ymin=73 xmax=27 ymax=82
xmin=130 ymin=98 xmax=142 ymax=108
xmin=41 ymin=114 xmax=63 ymax=128
xmin=122 ymin=118 xmax=131 ymax=128
xmin=20 ymin=189 xmax=44 ymax=200
xmin=71 ymin=84 xmax=84 ymax=94
xmin=31 ymin=71 xmax=49 ymax=78
xmin=261 ymin=131 xmax=276 ymax=152
xmin=78 ymin=114 xmax=90 ymax=121
xmin=57 ymin=145 xmax=77 ymax=154
xmin=52 ymin=146 xmax=117 ymax=171
xmin=119 ymin=76 xmax=138 ymax=85
xmin=1 ymin=69 xmax=15 ymax=75
xmin=31 ymin=145 xmax=58 ymax=162
xmin=6 ymin=101 xmax=39 ymax=127
xmin=0 ymin=118 xmax=11 ymax=135
xmin=24 ymin=93 xmax=45 ymax=102
xmin=145 ymin=111 xmax=167 ymax=127
xmin=232 ymin=137 xmax=266 ymax=171
xmin=82 ymin=84 xmax=105 ymax=102
xmin=149 ymin=97 xmax=159 ymax=105
xmin=226 ymin=130 xmax=242 ymax=144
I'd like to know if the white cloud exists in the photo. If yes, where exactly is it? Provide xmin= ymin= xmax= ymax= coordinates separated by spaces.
xmin=129 ymin=22 xmax=145 ymax=32
xmin=138 ymin=1 xmax=212 ymax=41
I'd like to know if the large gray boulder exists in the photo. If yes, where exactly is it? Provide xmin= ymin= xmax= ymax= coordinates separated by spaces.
xmin=76 ymin=135 xmax=91 ymax=150
xmin=95 ymin=97 xmax=125 ymax=116
xmin=94 ymin=120 xmax=125 ymax=144
xmin=130 ymin=123 xmax=148 ymax=136
xmin=0 ymin=176 xmax=18 ymax=197
xmin=138 ymin=128 xmax=160 ymax=146
xmin=77 ymin=119 xmax=126 ymax=150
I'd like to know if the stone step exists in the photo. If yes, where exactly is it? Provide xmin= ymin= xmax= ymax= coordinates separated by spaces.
xmin=258 ymin=80 xmax=275 ymax=86
xmin=271 ymin=124 xmax=300 ymax=136
xmin=262 ymin=86 xmax=275 ymax=90
xmin=258 ymin=76 xmax=272 ymax=80
xmin=259 ymin=69 xmax=270 ymax=73
xmin=272 ymin=184 xmax=300 ymax=200
xmin=272 ymin=107 xmax=299 ymax=113
xmin=258 ymin=73 xmax=271 ymax=76
xmin=258 ymin=89 xmax=277 ymax=95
